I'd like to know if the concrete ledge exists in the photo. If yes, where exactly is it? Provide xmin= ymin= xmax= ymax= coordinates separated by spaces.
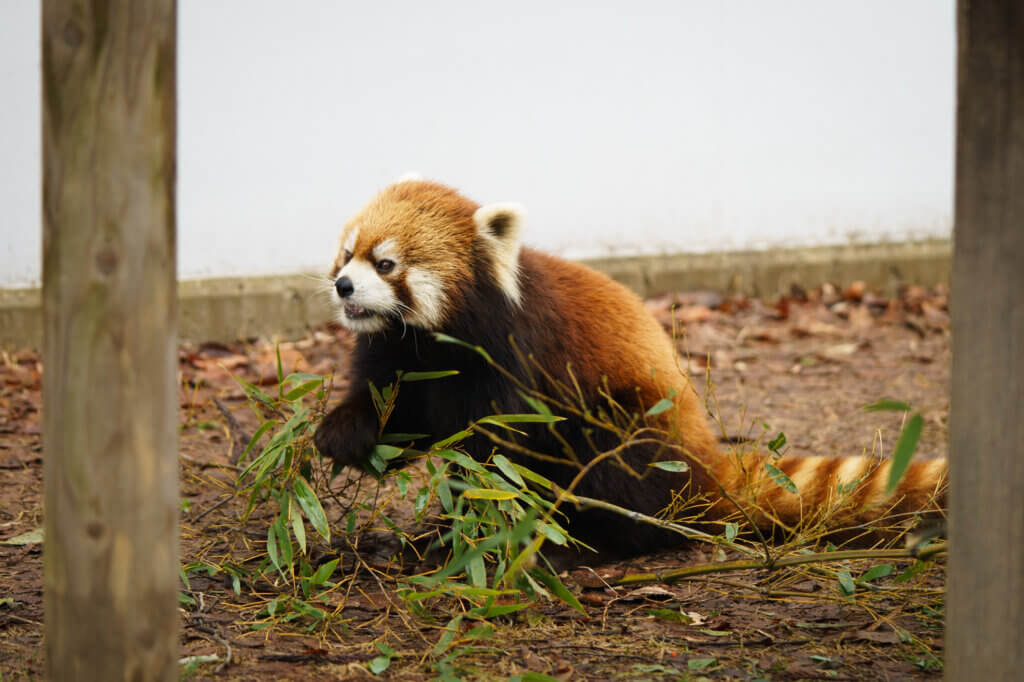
xmin=585 ymin=238 xmax=951 ymax=299
xmin=0 ymin=287 xmax=42 ymax=351
xmin=0 ymin=239 xmax=951 ymax=349
xmin=177 ymin=275 xmax=333 ymax=345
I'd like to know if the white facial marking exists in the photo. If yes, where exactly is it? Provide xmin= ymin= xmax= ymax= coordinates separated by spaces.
xmin=473 ymin=203 xmax=525 ymax=307
xmin=342 ymin=225 xmax=360 ymax=254
xmin=333 ymin=258 xmax=400 ymax=333
xmin=372 ymin=239 xmax=401 ymax=265
xmin=405 ymin=267 xmax=448 ymax=328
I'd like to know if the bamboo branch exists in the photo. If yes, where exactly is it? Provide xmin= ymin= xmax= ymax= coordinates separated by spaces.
xmin=613 ymin=543 xmax=947 ymax=586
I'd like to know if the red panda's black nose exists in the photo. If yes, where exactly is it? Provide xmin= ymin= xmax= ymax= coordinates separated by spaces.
xmin=335 ymin=276 xmax=354 ymax=298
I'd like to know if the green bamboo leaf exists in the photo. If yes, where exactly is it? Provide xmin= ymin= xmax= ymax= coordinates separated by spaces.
xmin=367 ymin=450 xmax=387 ymax=475
xmin=240 ymin=420 xmax=277 ymax=462
xmin=433 ymin=333 xmax=493 ymax=362
xmin=650 ymin=460 xmax=690 ymax=472
xmin=837 ymin=569 xmax=856 ymax=596
xmin=436 ymin=449 xmax=487 ymax=473
xmin=312 ymin=558 xmax=339 ymax=586
xmin=395 ymin=471 xmax=410 ymax=497
xmin=437 ymin=479 xmax=453 ymax=513
xmin=858 ymin=563 xmax=894 ymax=583
xmin=482 ymin=601 xmax=531 ymax=618
xmin=476 ymin=419 xmax=527 ymax=436
xmin=367 ymin=381 xmax=385 ymax=413
xmin=535 ymin=521 xmax=567 ymax=546
xmin=266 ymin=522 xmax=281 ymax=571
xmin=529 ymin=567 xmax=586 ymax=616
xmin=894 ymin=560 xmax=928 ymax=583
xmin=274 ymin=517 xmax=293 ymax=569
xmin=372 ymin=444 xmax=406 ymax=461
xmin=293 ymin=477 xmax=330 ymax=542
xmin=468 ymin=554 xmax=486 ymax=588
xmin=864 ymin=398 xmax=912 ymax=412
xmin=283 ymin=371 xmax=328 ymax=384
xmin=368 ymin=656 xmax=391 ymax=674
xmin=507 ymin=461 xmax=554 ymax=490
xmin=478 ymin=413 xmax=566 ymax=424
xmin=765 ymin=462 xmax=798 ymax=494
xmin=430 ymin=512 xmax=536 ymax=583
xmin=289 ymin=598 xmax=325 ymax=621
xmin=239 ymin=442 xmax=284 ymax=483
xmin=283 ymin=378 xmax=324 ymax=402
xmin=432 ymin=429 xmax=472 ymax=449
xmin=380 ymin=432 xmax=429 ymax=444
xmin=518 ymin=391 xmax=554 ymax=418
xmin=463 ymin=488 xmax=519 ymax=500
xmin=414 ymin=487 xmax=430 ymax=516
xmin=289 ymin=494 xmax=307 ymax=554
xmin=401 ymin=588 xmax=446 ymax=603
xmin=647 ymin=608 xmax=693 ymax=624
xmin=232 ymin=374 xmax=274 ymax=406
xmin=886 ymin=414 xmax=922 ymax=495
xmin=275 ymin=345 xmax=284 ymax=384
xmin=645 ymin=398 xmax=674 ymax=417
xmin=493 ymin=454 xmax=526 ymax=487
xmin=432 ymin=615 xmax=463 ymax=657
xmin=511 ymin=673 xmax=560 ymax=682
xmin=400 ymin=369 xmax=460 ymax=382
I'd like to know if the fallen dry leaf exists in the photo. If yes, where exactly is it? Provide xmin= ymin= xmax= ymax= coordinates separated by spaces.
xmin=843 ymin=280 xmax=866 ymax=302
xmin=854 ymin=629 xmax=902 ymax=644
xmin=675 ymin=305 xmax=715 ymax=324
xmin=623 ymin=585 xmax=676 ymax=601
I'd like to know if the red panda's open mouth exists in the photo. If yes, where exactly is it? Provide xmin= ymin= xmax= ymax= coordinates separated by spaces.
xmin=343 ymin=304 xmax=376 ymax=320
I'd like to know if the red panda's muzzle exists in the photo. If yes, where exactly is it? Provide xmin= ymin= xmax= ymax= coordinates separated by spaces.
xmin=343 ymin=304 xmax=375 ymax=320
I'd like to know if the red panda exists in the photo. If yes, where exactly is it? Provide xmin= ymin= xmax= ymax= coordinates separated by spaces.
xmin=313 ymin=179 xmax=947 ymax=566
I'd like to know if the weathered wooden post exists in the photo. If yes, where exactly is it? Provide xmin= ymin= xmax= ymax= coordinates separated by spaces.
xmin=947 ymin=1 xmax=1024 ymax=678
xmin=42 ymin=1 xmax=179 ymax=679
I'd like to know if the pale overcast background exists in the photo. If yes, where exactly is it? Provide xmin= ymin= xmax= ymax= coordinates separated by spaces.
xmin=1 ymin=1 xmax=954 ymax=287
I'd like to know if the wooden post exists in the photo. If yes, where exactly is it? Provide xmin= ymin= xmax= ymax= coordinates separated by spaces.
xmin=948 ymin=1 xmax=1024 ymax=678
xmin=42 ymin=1 xmax=178 ymax=679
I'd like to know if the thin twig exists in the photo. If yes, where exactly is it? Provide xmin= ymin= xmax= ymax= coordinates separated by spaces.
xmin=613 ymin=542 xmax=947 ymax=586
xmin=558 ymin=490 xmax=761 ymax=558
xmin=214 ymin=396 xmax=252 ymax=465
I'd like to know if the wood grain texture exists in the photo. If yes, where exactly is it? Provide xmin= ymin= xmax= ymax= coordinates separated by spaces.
xmin=948 ymin=1 xmax=1024 ymax=678
xmin=41 ymin=1 xmax=178 ymax=680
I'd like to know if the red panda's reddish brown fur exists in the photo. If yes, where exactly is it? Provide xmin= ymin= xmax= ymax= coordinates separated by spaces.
xmin=314 ymin=180 xmax=947 ymax=567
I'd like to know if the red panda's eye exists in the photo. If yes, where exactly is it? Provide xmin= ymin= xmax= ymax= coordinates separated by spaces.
xmin=376 ymin=259 xmax=395 ymax=274
xmin=344 ymin=250 xmax=353 ymax=264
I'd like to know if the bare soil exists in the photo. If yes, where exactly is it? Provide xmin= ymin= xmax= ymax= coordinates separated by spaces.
xmin=0 ymin=282 xmax=950 ymax=680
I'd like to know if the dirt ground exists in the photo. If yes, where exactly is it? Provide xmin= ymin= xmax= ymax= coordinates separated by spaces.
xmin=0 ymin=282 xmax=950 ymax=680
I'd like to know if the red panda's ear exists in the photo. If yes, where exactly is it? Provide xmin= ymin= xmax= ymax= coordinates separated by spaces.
xmin=473 ymin=203 xmax=524 ymax=246
xmin=473 ymin=203 xmax=524 ymax=306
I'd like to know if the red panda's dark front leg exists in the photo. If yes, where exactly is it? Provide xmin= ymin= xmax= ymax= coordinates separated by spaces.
xmin=313 ymin=393 xmax=379 ymax=468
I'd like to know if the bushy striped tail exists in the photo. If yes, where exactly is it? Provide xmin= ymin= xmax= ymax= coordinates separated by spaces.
xmin=706 ymin=452 xmax=948 ymax=539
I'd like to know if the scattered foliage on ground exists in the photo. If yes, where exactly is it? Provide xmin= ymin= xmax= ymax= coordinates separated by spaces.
xmin=1 ymin=282 xmax=951 ymax=680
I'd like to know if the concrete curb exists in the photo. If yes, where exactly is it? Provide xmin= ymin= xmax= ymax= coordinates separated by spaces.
xmin=1 ymin=239 xmax=951 ymax=349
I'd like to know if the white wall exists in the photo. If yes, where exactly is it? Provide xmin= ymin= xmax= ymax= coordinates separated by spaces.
xmin=1 ymin=1 xmax=954 ymax=288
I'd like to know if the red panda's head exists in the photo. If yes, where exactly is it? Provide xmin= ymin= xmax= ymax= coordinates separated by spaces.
xmin=328 ymin=180 xmax=524 ymax=333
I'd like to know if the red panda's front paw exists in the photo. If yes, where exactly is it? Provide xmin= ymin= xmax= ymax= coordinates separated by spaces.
xmin=313 ymin=404 xmax=378 ymax=468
